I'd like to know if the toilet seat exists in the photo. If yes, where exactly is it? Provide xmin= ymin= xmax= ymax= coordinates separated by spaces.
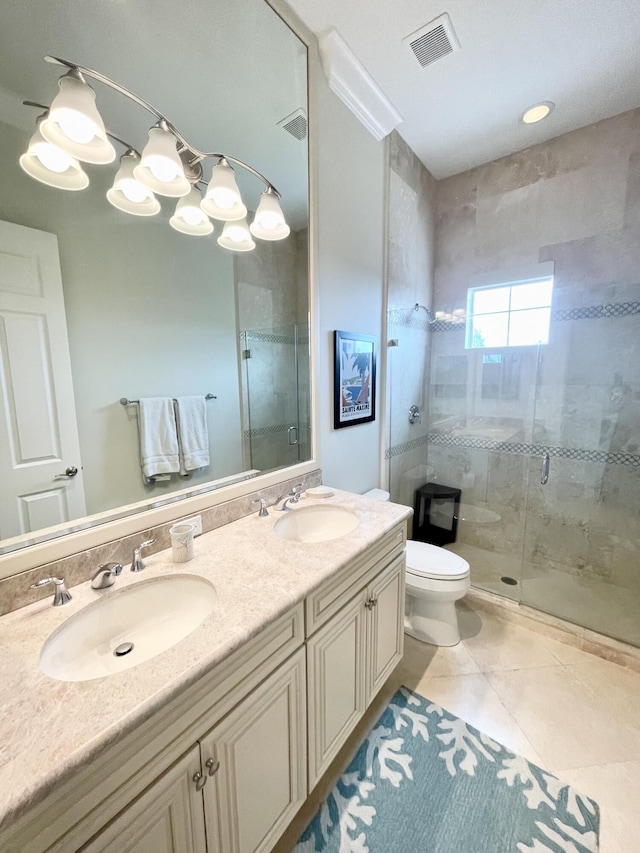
xmin=405 ymin=540 xmax=470 ymax=581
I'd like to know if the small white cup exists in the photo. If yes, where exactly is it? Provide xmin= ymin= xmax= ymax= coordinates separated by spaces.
xmin=169 ymin=523 xmax=195 ymax=563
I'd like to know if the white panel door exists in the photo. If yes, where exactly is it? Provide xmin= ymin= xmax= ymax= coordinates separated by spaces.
xmin=0 ymin=220 xmax=86 ymax=540
xmin=201 ymin=649 xmax=307 ymax=853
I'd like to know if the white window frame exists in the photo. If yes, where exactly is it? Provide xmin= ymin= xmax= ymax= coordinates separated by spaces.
xmin=465 ymin=262 xmax=555 ymax=350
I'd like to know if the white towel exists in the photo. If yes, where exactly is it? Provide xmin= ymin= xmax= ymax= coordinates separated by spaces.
xmin=138 ymin=397 xmax=180 ymax=480
xmin=175 ymin=396 xmax=210 ymax=474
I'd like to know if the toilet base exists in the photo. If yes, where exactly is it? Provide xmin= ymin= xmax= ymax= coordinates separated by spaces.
xmin=404 ymin=594 xmax=464 ymax=646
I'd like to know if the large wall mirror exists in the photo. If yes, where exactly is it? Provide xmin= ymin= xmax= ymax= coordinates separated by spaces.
xmin=0 ymin=0 xmax=310 ymax=557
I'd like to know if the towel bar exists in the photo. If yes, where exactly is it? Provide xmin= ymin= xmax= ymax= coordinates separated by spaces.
xmin=120 ymin=394 xmax=216 ymax=406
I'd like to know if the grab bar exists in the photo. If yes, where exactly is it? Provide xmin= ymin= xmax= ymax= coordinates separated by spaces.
xmin=540 ymin=452 xmax=550 ymax=485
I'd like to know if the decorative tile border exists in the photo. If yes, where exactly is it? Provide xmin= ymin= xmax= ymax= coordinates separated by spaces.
xmin=387 ymin=308 xmax=433 ymax=333
xmin=244 ymin=422 xmax=311 ymax=439
xmin=430 ymin=300 xmax=640 ymax=332
xmin=552 ymin=300 xmax=640 ymax=321
xmin=242 ymin=330 xmax=310 ymax=345
xmin=427 ymin=433 xmax=640 ymax=467
xmin=385 ymin=434 xmax=429 ymax=460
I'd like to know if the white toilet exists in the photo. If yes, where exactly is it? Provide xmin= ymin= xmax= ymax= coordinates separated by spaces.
xmin=364 ymin=489 xmax=470 ymax=646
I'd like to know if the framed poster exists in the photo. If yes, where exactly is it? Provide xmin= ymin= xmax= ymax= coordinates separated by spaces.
xmin=334 ymin=330 xmax=376 ymax=429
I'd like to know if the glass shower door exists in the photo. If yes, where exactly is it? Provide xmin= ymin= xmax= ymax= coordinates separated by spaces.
xmin=521 ymin=299 xmax=640 ymax=645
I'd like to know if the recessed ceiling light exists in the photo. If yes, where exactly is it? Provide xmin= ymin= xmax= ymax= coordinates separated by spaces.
xmin=520 ymin=101 xmax=555 ymax=124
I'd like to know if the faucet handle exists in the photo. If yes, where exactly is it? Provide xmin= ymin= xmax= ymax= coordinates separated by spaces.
xmin=252 ymin=498 xmax=269 ymax=517
xmin=131 ymin=538 xmax=156 ymax=573
xmin=31 ymin=576 xmax=72 ymax=606
xmin=290 ymin=484 xmax=304 ymax=503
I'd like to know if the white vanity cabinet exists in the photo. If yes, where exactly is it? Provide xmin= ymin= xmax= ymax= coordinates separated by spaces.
xmin=80 ymin=746 xmax=207 ymax=853
xmin=81 ymin=649 xmax=306 ymax=853
xmin=306 ymin=526 xmax=405 ymax=787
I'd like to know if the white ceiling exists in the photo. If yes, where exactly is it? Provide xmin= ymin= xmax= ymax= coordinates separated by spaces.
xmin=287 ymin=0 xmax=640 ymax=178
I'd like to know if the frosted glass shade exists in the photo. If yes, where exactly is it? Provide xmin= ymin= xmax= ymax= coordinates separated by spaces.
xmin=201 ymin=159 xmax=247 ymax=220
xmin=170 ymin=187 xmax=213 ymax=235
xmin=107 ymin=152 xmax=161 ymax=216
xmin=134 ymin=125 xmax=190 ymax=198
xmin=20 ymin=125 xmax=89 ymax=190
xmin=249 ymin=189 xmax=290 ymax=240
xmin=217 ymin=218 xmax=255 ymax=252
xmin=40 ymin=73 xmax=115 ymax=164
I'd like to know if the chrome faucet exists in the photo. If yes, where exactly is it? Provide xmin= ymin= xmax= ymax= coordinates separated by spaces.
xmin=130 ymin=538 xmax=155 ymax=572
xmin=274 ymin=484 xmax=304 ymax=511
xmin=30 ymin=576 xmax=72 ymax=606
xmin=91 ymin=562 xmax=123 ymax=589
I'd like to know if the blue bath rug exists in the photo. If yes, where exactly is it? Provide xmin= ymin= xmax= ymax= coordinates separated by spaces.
xmin=294 ymin=686 xmax=599 ymax=853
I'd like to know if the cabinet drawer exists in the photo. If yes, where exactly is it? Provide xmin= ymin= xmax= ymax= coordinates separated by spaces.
xmin=305 ymin=524 xmax=405 ymax=635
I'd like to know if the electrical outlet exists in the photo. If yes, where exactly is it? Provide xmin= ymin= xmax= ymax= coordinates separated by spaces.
xmin=182 ymin=514 xmax=203 ymax=536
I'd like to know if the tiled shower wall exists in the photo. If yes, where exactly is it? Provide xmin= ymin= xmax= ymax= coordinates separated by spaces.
xmin=427 ymin=108 xmax=640 ymax=644
xmin=385 ymin=133 xmax=437 ymax=509
xmin=235 ymin=230 xmax=310 ymax=471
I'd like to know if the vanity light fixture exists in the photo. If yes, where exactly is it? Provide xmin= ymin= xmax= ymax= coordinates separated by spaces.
xmin=170 ymin=186 xmax=214 ymax=236
xmin=19 ymin=116 xmax=89 ymax=190
xmin=250 ymin=187 xmax=291 ymax=241
xmin=217 ymin=218 xmax=256 ymax=252
xmin=520 ymin=101 xmax=555 ymax=124
xmin=107 ymin=150 xmax=161 ymax=216
xmin=20 ymin=56 xmax=290 ymax=251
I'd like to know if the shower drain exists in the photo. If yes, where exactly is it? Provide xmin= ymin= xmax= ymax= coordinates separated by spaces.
xmin=114 ymin=642 xmax=134 ymax=657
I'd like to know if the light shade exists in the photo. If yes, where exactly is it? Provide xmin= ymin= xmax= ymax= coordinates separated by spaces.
xmin=40 ymin=71 xmax=116 ymax=164
xmin=217 ymin=218 xmax=255 ymax=252
xmin=134 ymin=124 xmax=190 ymax=198
xmin=170 ymin=186 xmax=213 ymax=236
xmin=19 ymin=125 xmax=89 ymax=190
xmin=250 ymin=188 xmax=290 ymax=241
xmin=107 ymin=151 xmax=161 ymax=216
xmin=201 ymin=158 xmax=247 ymax=221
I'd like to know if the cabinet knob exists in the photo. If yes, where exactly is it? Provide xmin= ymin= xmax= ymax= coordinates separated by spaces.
xmin=206 ymin=757 xmax=220 ymax=776
xmin=193 ymin=770 xmax=208 ymax=791
xmin=364 ymin=597 xmax=377 ymax=610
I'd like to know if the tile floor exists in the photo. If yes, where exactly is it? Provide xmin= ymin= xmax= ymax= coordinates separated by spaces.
xmin=275 ymin=598 xmax=640 ymax=852
xmin=394 ymin=601 xmax=640 ymax=853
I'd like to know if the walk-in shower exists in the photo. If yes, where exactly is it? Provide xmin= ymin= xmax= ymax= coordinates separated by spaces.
xmin=386 ymin=110 xmax=640 ymax=649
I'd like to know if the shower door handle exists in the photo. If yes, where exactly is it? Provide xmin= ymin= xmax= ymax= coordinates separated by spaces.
xmin=287 ymin=426 xmax=298 ymax=446
xmin=540 ymin=453 xmax=550 ymax=485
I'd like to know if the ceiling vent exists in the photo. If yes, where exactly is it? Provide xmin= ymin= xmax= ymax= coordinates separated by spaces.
xmin=278 ymin=108 xmax=307 ymax=140
xmin=403 ymin=13 xmax=460 ymax=68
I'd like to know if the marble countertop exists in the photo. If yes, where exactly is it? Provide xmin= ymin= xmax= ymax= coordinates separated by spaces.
xmin=0 ymin=489 xmax=410 ymax=832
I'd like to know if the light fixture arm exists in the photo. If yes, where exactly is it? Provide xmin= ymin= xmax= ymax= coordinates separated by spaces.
xmin=43 ymin=55 xmax=281 ymax=196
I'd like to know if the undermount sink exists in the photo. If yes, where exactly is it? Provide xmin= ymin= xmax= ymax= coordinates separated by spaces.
xmin=274 ymin=504 xmax=359 ymax=543
xmin=39 ymin=575 xmax=216 ymax=682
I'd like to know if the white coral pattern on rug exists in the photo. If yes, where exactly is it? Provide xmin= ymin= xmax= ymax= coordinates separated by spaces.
xmin=293 ymin=688 xmax=599 ymax=853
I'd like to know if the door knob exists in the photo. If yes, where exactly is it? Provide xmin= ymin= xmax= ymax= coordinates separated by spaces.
xmin=53 ymin=466 xmax=78 ymax=480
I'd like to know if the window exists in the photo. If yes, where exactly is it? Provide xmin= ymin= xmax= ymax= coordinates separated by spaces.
xmin=466 ymin=277 xmax=553 ymax=349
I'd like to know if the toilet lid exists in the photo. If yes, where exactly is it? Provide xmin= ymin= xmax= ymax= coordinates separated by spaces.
xmin=405 ymin=540 xmax=470 ymax=580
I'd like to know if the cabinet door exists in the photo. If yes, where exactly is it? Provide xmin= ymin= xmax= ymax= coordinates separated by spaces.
xmin=80 ymin=745 xmax=206 ymax=853
xmin=307 ymin=591 xmax=367 ymax=788
xmin=366 ymin=553 xmax=405 ymax=702
xmin=200 ymin=649 xmax=306 ymax=853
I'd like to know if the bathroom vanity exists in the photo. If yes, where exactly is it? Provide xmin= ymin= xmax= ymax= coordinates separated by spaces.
xmin=0 ymin=490 xmax=410 ymax=853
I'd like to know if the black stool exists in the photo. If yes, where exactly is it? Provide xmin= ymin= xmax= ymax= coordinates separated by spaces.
xmin=413 ymin=482 xmax=462 ymax=545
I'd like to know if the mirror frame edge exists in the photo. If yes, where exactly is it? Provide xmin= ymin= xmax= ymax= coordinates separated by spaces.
xmin=0 ymin=0 xmax=321 ymax=578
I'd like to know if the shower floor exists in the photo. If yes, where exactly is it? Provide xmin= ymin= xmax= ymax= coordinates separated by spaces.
xmin=446 ymin=541 xmax=640 ymax=648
